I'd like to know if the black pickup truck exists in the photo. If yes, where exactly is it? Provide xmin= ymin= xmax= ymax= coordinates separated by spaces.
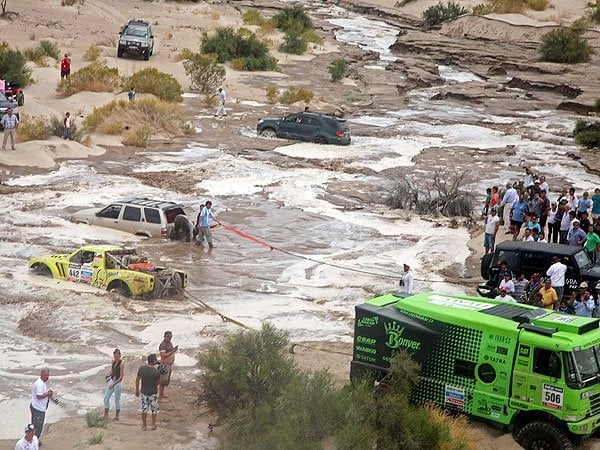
xmin=478 ymin=241 xmax=600 ymax=299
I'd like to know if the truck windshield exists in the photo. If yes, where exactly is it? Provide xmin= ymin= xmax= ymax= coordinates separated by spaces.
xmin=574 ymin=250 xmax=593 ymax=271
xmin=571 ymin=346 xmax=600 ymax=385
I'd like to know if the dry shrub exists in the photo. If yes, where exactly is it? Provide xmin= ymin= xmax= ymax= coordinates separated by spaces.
xmin=84 ymin=99 xmax=187 ymax=138
xmin=526 ymin=0 xmax=550 ymax=11
xmin=56 ymin=62 xmax=121 ymax=96
xmin=242 ymin=8 xmax=264 ymax=26
xmin=22 ymin=40 xmax=60 ymax=66
xmin=387 ymin=171 xmax=475 ymax=217
xmin=17 ymin=116 xmax=52 ymax=142
xmin=473 ymin=0 xmax=551 ymax=14
xmin=83 ymin=45 xmax=102 ymax=62
xmin=426 ymin=405 xmax=482 ymax=450
xmin=265 ymin=84 xmax=279 ymax=103
xmin=302 ymin=30 xmax=323 ymax=45
xmin=96 ymin=120 xmax=123 ymax=135
xmin=174 ymin=48 xmax=195 ymax=62
xmin=122 ymin=126 xmax=151 ymax=147
xmin=258 ymin=19 xmax=278 ymax=36
xmin=61 ymin=0 xmax=85 ymax=5
xmin=279 ymin=86 xmax=313 ymax=104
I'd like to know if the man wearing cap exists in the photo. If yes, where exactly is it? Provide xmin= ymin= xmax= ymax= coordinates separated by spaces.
xmin=500 ymin=183 xmax=518 ymax=231
xmin=568 ymin=220 xmax=587 ymax=247
xmin=399 ymin=263 xmax=414 ymax=294
xmin=30 ymin=369 xmax=52 ymax=443
xmin=14 ymin=424 xmax=39 ymax=450
xmin=158 ymin=331 xmax=178 ymax=402
xmin=484 ymin=207 xmax=500 ymax=254
xmin=499 ymin=273 xmax=515 ymax=294
xmin=135 ymin=354 xmax=161 ymax=431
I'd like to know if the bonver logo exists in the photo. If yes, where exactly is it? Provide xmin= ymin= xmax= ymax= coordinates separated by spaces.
xmin=384 ymin=322 xmax=421 ymax=350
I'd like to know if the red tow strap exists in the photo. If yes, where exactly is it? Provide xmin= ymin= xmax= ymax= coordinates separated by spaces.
xmin=215 ymin=220 xmax=274 ymax=251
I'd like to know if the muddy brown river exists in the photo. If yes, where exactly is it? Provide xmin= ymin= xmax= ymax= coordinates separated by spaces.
xmin=0 ymin=3 xmax=598 ymax=447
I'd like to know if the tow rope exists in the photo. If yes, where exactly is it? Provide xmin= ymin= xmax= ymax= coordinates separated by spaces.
xmin=213 ymin=219 xmax=480 ymax=286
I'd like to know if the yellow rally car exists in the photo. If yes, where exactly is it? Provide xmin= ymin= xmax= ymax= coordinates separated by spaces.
xmin=28 ymin=245 xmax=187 ymax=298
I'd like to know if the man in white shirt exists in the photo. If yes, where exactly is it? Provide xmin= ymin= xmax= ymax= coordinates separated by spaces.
xmin=500 ymin=184 xmax=518 ymax=231
xmin=484 ymin=208 xmax=500 ymax=254
xmin=495 ymin=288 xmax=516 ymax=302
xmin=522 ymin=228 xmax=534 ymax=242
xmin=30 ymin=369 xmax=52 ymax=443
xmin=499 ymin=274 xmax=515 ymax=294
xmin=399 ymin=263 xmax=414 ymax=294
xmin=546 ymin=256 xmax=567 ymax=302
xmin=215 ymin=87 xmax=227 ymax=117
xmin=14 ymin=424 xmax=39 ymax=450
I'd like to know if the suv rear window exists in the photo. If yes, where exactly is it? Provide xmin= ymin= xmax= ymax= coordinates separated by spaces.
xmin=144 ymin=208 xmax=161 ymax=224
xmin=324 ymin=117 xmax=348 ymax=131
xmin=123 ymin=206 xmax=141 ymax=222
xmin=165 ymin=207 xmax=185 ymax=224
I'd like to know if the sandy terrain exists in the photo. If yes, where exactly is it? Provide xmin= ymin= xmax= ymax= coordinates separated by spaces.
xmin=1 ymin=0 xmax=600 ymax=449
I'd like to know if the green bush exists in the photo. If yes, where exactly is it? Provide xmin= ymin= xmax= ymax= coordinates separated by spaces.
xmin=123 ymin=67 xmax=183 ymax=102
xmin=0 ymin=43 xmax=33 ymax=86
xmin=201 ymin=28 xmax=277 ymax=71
xmin=574 ymin=119 xmax=600 ymax=149
xmin=593 ymin=5 xmax=600 ymax=24
xmin=196 ymin=323 xmax=296 ymax=418
xmin=279 ymin=30 xmax=308 ymax=55
xmin=56 ymin=62 xmax=121 ymax=96
xmin=225 ymin=370 xmax=347 ymax=449
xmin=183 ymin=53 xmax=225 ymax=94
xmin=122 ymin=126 xmax=151 ymax=147
xmin=242 ymin=8 xmax=264 ymax=26
xmin=274 ymin=5 xmax=313 ymax=32
xmin=329 ymin=58 xmax=348 ymax=81
xmin=423 ymin=1 xmax=469 ymax=25
xmin=40 ymin=40 xmax=61 ymax=60
xmin=540 ymin=27 xmax=592 ymax=63
xmin=85 ymin=411 xmax=108 ymax=429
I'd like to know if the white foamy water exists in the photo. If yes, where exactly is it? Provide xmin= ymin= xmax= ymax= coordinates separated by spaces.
xmin=328 ymin=16 xmax=399 ymax=62
xmin=438 ymin=65 xmax=483 ymax=83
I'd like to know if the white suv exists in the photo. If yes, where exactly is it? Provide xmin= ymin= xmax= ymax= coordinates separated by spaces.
xmin=70 ymin=198 xmax=186 ymax=238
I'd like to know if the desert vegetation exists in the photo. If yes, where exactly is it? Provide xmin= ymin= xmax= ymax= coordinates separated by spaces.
xmin=472 ymin=0 xmax=551 ymax=14
xmin=201 ymin=27 xmax=277 ymax=71
xmin=574 ymin=119 xmax=600 ymax=149
xmin=539 ymin=26 xmax=592 ymax=64
xmin=423 ymin=1 xmax=469 ymax=26
xmin=195 ymin=324 xmax=480 ymax=449
xmin=22 ymin=40 xmax=60 ymax=66
xmin=264 ymin=85 xmax=314 ymax=105
xmin=329 ymin=58 xmax=349 ymax=82
xmin=0 ymin=42 xmax=32 ymax=86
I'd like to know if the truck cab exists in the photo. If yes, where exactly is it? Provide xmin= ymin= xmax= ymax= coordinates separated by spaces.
xmin=351 ymin=292 xmax=600 ymax=449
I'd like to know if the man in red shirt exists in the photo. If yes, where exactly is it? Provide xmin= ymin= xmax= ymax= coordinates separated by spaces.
xmin=60 ymin=54 xmax=71 ymax=79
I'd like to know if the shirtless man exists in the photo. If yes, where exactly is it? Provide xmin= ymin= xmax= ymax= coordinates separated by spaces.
xmin=158 ymin=331 xmax=178 ymax=402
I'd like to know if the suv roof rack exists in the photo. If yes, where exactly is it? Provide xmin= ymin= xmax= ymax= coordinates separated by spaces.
xmin=119 ymin=198 xmax=181 ymax=209
xmin=127 ymin=19 xmax=150 ymax=27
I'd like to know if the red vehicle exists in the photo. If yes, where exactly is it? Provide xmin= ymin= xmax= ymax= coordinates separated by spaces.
xmin=4 ymin=81 xmax=24 ymax=106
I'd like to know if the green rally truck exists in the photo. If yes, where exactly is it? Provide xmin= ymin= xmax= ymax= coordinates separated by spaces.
xmin=351 ymin=292 xmax=600 ymax=449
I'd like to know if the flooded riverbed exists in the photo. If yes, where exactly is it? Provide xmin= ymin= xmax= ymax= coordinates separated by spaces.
xmin=0 ymin=3 xmax=595 ymax=445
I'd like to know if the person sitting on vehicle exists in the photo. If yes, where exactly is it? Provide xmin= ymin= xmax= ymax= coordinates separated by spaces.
xmin=497 ymin=260 xmax=513 ymax=283
xmin=82 ymin=251 xmax=95 ymax=265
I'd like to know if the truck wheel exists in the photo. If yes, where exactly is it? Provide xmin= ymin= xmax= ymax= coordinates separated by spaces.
xmin=117 ymin=48 xmax=123 ymax=58
xmin=481 ymin=253 xmax=493 ymax=280
xmin=34 ymin=264 xmax=52 ymax=277
xmin=260 ymin=128 xmax=277 ymax=139
xmin=516 ymin=421 xmax=573 ymax=450
xmin=17 ymin=93 xmax=24 ymax=106
xmin=143 ymin=50 xmax=149 ymax=61
xmin=314 ymin=136 xmax=327 ymax=144
xmin=108 ymin=281 xmax=131 ymax=298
